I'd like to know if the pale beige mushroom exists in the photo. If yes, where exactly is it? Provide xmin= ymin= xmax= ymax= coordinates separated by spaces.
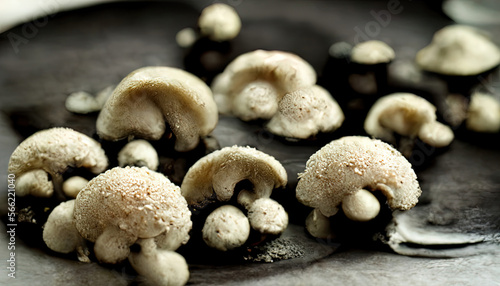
xmin=416 ymin=25 xmax=500 ymax=76
xmin=202 ymin=205 xmax=250 ymax=251
xmin=351 ymin=40 xmax=395 ymax=65
xmin=305 ymin=209 xmax=334 ymax=240
xmin=198 ymin=3 xmax=241 ymax=42
xmin=62 ymin=176 xmax=89 ymax=198
xmin=15 ymin=170 xmax=53 ymax=197
xmin=74 ymin=166 xmax=192 ymax=264
xmin=466 ymin=92 xmax=500 ymax=133
xmin=96 ymin=66 xmax=218 ymax=152
xmin=296 ymin=136 xmax=421 ymax=237
xmin=65 ymin=85 xmax=114 ymax=114
xmin=117 ymin=139 xmax=159 ymax=170
xmin=364 ymin=93 xmax=454 ymax=148
xmin=247 ymin=198 xmax=288 ymax=235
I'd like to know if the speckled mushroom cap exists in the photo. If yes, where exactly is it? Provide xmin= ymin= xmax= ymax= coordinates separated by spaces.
xmin=96 ymin=66 xmax=218 ymax=152
xmin=198 ymin=3 xmax=241 ymax=42
xmin=416 ymin=25 xmax=500 ymax=76
xmin=296 ymin=136 xmax=421 ymax=217
xmin=181 ymin=146 xmax=287 ymax=208
xmin=351 ymin=40 xmax=395 ymax=65
xmin=8 ymin=127 xmax=108 ymax=177
xmin=74 ymin=166 xmax=192 ymax=251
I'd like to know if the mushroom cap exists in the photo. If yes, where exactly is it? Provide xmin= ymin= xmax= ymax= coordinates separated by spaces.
xmin=341 ymin=189 xmax=381 ymax=222
xmin=181 ymin=146 xmax=287 ymax=208
xmin=212 ymin=50 xmax=316 ymax=117
xmin=74 ymin=166 xmax=192 ymax=251
xmin=43 ymin=200 xmax=83 ymax=254
xmin=202 ymin=205 xmax=250 ymax=251
xmin=296 ymin=136 xmax=421 ymax=217
xmin=198 ymin=3 xmax=241 ymax=42
xmin=96 ymin=66 xmax=218 ymax=152
xmin=247 ymin=198 xmax=288 ymax=235
xmin=351 ymin=40 xmax=395 ymax=65
xmin=466 ymin=92 xmax=500 ymax=133
xmin=8 ymin=127 xmax=108 ymax=177
xmin=266 ymin=85 xmax=345 ymax=139
xmin=416 ymin=25 xmax=500 ymax=76
xmin=62 ymin=176 xmax=89 ymax=198
xmin=16 ymin=170 xmax=54 ymax=197
xmin=118 ymin=139 xmax=159 ymax=170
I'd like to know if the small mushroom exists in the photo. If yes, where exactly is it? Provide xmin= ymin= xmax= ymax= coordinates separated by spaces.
xmin=247 ymin=198 xmax=288 ymax=235
xmin=198 ymin=3 xmax=241 ymax=42
xmin=202 ymin=205 xmax=250 ymax=251
xmin=364 ymin=93 xmax=454 ymax=149
xmin=15 ymin=170 xmax=53 ymax=197
xmin=351 ymin=40 xmax=395 ymax=65
xmin=296 ymin=136 xmax=421 ymax=237
xmin=62 ymin=176 xmax=89 ymax=198
xmin=416 ymin=25 xmax=500 ymax=76
xmin=74 ymin=166 xmax=192 ymax=264
xmin=305 ymin=208 xmax=334 ymax=240
xmin=65 ymin=85 xmax=114 ymax=114
xmin=466 ymin=92 xmax=500 ymax=133
xmin=128 ymin=238 xmax=189 ymax=286
xmin=118 ymin=139 xmax=159 ymax=170
xmin=341 ymin=188 xmax=380 ymax=222
xmin=43 ymin=200 xmax=90 ymax=262
xmin=96 ymin=66 xmax=218 ymax=152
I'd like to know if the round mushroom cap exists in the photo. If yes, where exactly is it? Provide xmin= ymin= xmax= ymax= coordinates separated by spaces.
xmin=8 ymin=127 xmax=108 ymax=177
xmin=16 ymin=170 xmax=53 ymax=197
xmin=198 ymin=3 xmax=241 ymax=42
xmin=296 ymin=136 xmax=421 ymax=217
xmin=74 ymin=167 xmax=192 ymax=252
xmin=266 ymin=85 xmax=345 ymax=139
xmin=202 ymin=205 xmax=250 ymax=251
xmin=181 ymin=146 xmax=287 ymax=208
xmin=466 ymin=92 xmax=500 ymax=133
xmin=118 ymin=139 xmax=159 ymax=170
xmin=43 ymin=200 xmax=83 ymax=254
xmin=96 ymin=66 xmax=218 ymax=152
xmin=416 ymin=25 xmax=500 ymax=76
xmin=351 ymin=40 xmax=395 ymax=65
xmin=247 ymin=198 xmax=288 ymax=235
xmin=62 ymin=176 xmax=89 ymax=198
xmin=341 ymin=189 xmax=381 ymax=222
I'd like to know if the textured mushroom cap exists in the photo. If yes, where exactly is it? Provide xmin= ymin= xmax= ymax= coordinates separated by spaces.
xmin=62 ymin=176 xmax=89 ymax=198
xmin=181 ymin=146 xmax=287 ymax=208
xmin=416 ymin=25 xmax=500 ymax=76
xmin=296 ymin=136 xmax=421 ymax=217
xmin=16 ymin=170 xmax=53 ymax=197
xmin=202 ymin=205 xmax=250 ymax=251
xmin=198 ymin=3 xmax=241 ymax=42
xmin=466 ymin=92 xmax=500 ymax=133
xmin=247 ymin=198 xmax=288 ymax=235
xmin=43 ymin=200 xmax=83 ymax=254
xmin=8 ymin=127 xmax=108 ymax=177
xmin=351 ymin=40 xmax=395 ymax=65
xmin=96 ymin=66 xmax=218 ymax=152
xmin=74 ymin=167 xmax=192 ymax=251
xmin=212 ymin=50 xmax=316 ymax=117
xmin=118 ymin=139 xmax=159 ymax=170
xmin=266 ymin=85 xmax=344 ymax=139
xmin=364 ymin=93 xmax=453 ymax=146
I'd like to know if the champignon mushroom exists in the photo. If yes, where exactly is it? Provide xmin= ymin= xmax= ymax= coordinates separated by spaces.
xmin=15 ymin=170 xmax=53 ymax=197
xmin=296 ymin=136 xmax=421 ymax=237
xmin=364 ymin=93 xmax=454 ymax=149
xmin=118 ymin=139 xmax=159 ymax=170
xmin=43 ymin=200 xmax=90 ymax=262
xmin=351 ymin=40 xmax=395 ymax=65
xmin=62 ymin=176 xmax=89 ymax=198
xmin=305 ymin=208 xmax=334 ymax=240
xmin=74 ymin=166 xmax=192 ymax=264
xmin=247 ymin=198 xmax=288 ymax=235
xmin=96 ymin=66 xmax=218 ymax=152
xmin=466 ymin=92 xmax=500 ymax=133
xmin=8 ymin=127 xmax=108 ymax=199
xmin=416 ymin=25 xmax=500 ymax=76
xmin=202 ymin=205 xmax=250 ymax=251
xmin=198 ymin=3 xmax=241 ymax=42
xmin=128 ymin=238 xmax=189 ymax=286
xmin=65 ymin=85 xmax=114 ymax=114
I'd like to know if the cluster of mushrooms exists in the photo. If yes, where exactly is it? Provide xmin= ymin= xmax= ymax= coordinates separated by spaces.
xmin=8 ymin=3 xmax=500 ymax=286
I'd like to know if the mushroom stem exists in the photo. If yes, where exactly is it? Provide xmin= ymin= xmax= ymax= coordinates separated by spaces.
xmin=94 ymin=225 xmax=137 ymax=264
xmin=305 ymin=209 xmax=335 ymax=239
xmin=418 ymin=121 xmax=454 ymax=148
xmin=341 ymin=189 xmax=381 ymax=222
xmin=51 ymin=173 xmax=67 ymax=201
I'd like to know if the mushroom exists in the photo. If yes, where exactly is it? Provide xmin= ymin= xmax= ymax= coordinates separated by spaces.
xmin=62 ymin=176 xmax=89 ymax=198
xmin=65 ymin=85 xmax=114 ymax=114
xmin=198 ymin=3 xmax=241 ymax=42
xmin=43 ymin=200 xmax=90 ymax=262
xmin=416 ymin=25 xmax=500 ymax=76
xmin=96 ymin=66 xmax=218 ymax=152
xmin=74 ymin=166 xmax=192 ymax=264
xmin=305 ymin=208 xmax=334 ymax=240
xmin=364 ymin=93 xmax=454 ymax=150
xmin=15 ymin=170 xmax=53 ymax=197
xmin=117 ymin=139 xmax=159 ymax=170
xmin=128 ymin=238 xmax=189 ymax=286
xmin=202 ymin=205 xmax=250 ymax=251
xmin=466 ymin=92 xmax=500 ymax=133
xmin=8 ymin=127 xmax=108 ymax=199
xmin=351 ymin=40 xmax=395 ymax=65
xmin=296 ymin=136 xmax=421 ymax=237
xmin=247 ymin=198 xmax=288 ymax=235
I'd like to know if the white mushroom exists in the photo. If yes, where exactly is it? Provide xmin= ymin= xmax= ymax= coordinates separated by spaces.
xmin=62 ymin=176 xmax=89 ymax=198
xmin=305 ymin=208 xmax=334 ymax=240
xmin=74 ymin=166 xmax=192 ymax=264
xmin=128 ymin=238 xmax=189 ymax=286
xmin=247 ymin=198 xmax=288 ymax=235
xmin=65 ymin=85 xmax=114 ymax=114
xmin=416 ymin=25 xmax=500 ymax=76
xmin=176 ymin=27 xmax=197 ymax=48
xmin=296 ymin=136 xmax=421 ymax=236
xmin=466 ymin=92 xmax=500 ymax=133
xmin=117 ymin=139 xmax=159 ymax=170
xmin=364 ymin=93 xmax=454 ymax=148
xmin=351 ymin=40 xmax=395 ymax=65
xmin=341 ymin=189 xmax=380 ymax=222
xmin=96 ymin=66 xmax=218 ymax=152
xmin=15 ymin=170 xmax=53 ymax=197
xmin=198 ymin=3 xmax=241 ymax=42
xmin=43 ymin=200 xmax=90 ymax=262
xmin=202 ymin=205 xmax=250 ymax=251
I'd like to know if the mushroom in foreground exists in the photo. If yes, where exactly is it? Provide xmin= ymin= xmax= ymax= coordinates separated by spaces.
xmin=198 ymin=3 xmax=241 ymax=42
xmin=364 ymin=93 xmax=454 ymax=153
xmin=296 ymin=136 xmax=421 ymax=238
xmin=96 ymin=66 xmax=218 ymax=152
xmin=466 ymin=92 xmax=500 ymax=133
xmin=118 ymin=139 xmax=159 ymax=170
xmin=8 ymin=127 xmax=108 ymax=199
xmin=202 ymin=205 xmax=250 ymax=251
xmin=74 ymin=166 xmax=192 ymax=264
